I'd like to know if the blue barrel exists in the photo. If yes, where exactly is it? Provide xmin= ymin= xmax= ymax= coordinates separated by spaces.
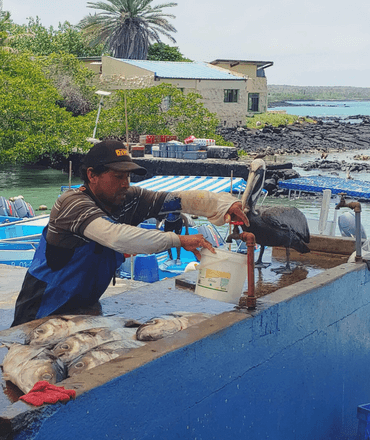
xmin=134 ymin=254 xmax=159 ymax=283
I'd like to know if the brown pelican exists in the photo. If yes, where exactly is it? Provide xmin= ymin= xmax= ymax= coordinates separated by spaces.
xmin=241 ymin=159 xmax=310 ymax=273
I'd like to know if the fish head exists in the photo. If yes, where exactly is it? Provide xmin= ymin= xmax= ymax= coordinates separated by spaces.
xmin=27 ymin=318 xmax=70 ymax=345
xmin=18 ymin=355 xmax=66 ymax=394
xmin=68 ymin=349 xmax=115 ymax=376
xmin=136 ymin=318 xmax=184 ymax=341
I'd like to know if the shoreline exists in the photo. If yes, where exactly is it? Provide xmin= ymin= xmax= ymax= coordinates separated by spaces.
xmin=217 ymin=115 xmax=370 ymax=157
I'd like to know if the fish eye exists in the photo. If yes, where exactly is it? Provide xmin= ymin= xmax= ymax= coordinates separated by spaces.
xmin=35 ymin=329 xmax=44 ymax=334
xmin=74 ymin=362 xmax=85 ymax=369
xmin=42 ymin=373 xmax=53 ymax=380
xmin=60 ymin=344 xmax=70 ymax=350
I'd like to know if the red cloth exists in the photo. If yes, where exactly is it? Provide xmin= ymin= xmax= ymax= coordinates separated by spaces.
xmin=19 ymin=381 xmax=76 ymax=406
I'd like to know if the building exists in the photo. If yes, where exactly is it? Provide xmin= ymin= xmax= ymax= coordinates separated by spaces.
xmin=80 ymin=56 xmax=273 ymax=127
xmin=210 ymin=59 xmax=273 ymax=115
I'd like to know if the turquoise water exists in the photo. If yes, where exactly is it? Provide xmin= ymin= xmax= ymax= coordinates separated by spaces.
xmin=2 ymin=98 xmax=370 ymax=236
xmin=270 ymin=100 xmax=370 ymax=118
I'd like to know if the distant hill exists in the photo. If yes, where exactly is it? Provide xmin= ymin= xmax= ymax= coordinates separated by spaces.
xmin=268 ymin=85 xmax=370 ymax=104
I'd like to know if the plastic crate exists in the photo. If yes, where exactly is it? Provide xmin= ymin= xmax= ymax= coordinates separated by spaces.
xmin=176 ymin=151 xmax=184 ymax=159
xmin=168 ymin=152 xmax=176 ymax=158
xmin=160 ymin=151 xmax=168 ymax=158
xmin=183 ymin=151 xmax=206 ymax=160
xmin=152 ymin=146 xmax=160 ymax=157
xmin=186 ymin=143 xmax=202 ymax=151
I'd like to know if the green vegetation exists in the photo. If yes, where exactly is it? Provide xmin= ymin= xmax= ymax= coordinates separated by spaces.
xmin=5 ymin=17 xmax=104 ymax=56
xmin=78 ymin=0 xmax=177 ymax=60
xmin=147 ymin=43 xmax=191 ymax=62
xmin=245 ymin=113 xmax=315 ymax=129
xmin=268 ymin=85 xmax=370 ymax=103
xmin=0 ymin=9 xmax=229 ymax=164
xmin=94 ymin=83 xmax=221 ymax=142
xmin=0 ymin=51 xmax=93 ymax=163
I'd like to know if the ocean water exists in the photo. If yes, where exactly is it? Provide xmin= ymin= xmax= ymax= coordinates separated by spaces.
xmin=270 ymin=100 xmax=370 ymax=118
xmin=1 ymin=98 xmax=370 ymax=237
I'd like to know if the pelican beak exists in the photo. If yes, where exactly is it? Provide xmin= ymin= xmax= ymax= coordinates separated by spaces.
xmin=242 ymin=159 xmax=266 ymax=213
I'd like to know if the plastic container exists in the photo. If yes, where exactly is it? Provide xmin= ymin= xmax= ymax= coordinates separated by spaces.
xmin=186 ymin=143 xmax=202 ymax=151
xmin=195 ymin=248 xmax=248 ymax=304
xmin=183 ymin=151 xmax=200 ymax=160
xmin=152 ymin=145 xmax=160 ymax=157
xmin=134 ymin=254 xmax=159 ymax=283
xmin=131 ymin=145 xmax=145 ymax=157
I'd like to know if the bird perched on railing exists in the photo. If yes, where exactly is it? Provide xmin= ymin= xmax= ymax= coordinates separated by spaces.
xmin=237 ymin=159 xmax=310 ymax=273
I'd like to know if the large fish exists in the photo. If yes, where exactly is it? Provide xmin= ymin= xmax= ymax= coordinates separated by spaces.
xmin=136 ymin=312 xmax=214 ymax=341
xmin=68 ymin=340 xmax=137 ymax=376
xmin=52 ymin=327 xmax=144 ymax=363
xmin=2 ymin=343 xmax=67 ymax=394
xmin=27 ymin=315 xmax=141 ymax=346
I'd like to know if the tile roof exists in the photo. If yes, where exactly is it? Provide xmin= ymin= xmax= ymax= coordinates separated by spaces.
xmin=117 ymin=59 xmax=245 ymax=80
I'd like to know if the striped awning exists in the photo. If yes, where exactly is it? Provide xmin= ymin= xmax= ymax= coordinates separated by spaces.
xmin=132 ymin=176 xmax=247 ymax=194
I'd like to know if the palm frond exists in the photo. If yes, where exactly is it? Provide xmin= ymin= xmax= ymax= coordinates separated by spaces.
xmin=80 ymin=0 xmax=177 ymax=59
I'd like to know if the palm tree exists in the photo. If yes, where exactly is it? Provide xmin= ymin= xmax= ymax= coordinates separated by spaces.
xmin=78 ymin=0 xmax=177 ymax=59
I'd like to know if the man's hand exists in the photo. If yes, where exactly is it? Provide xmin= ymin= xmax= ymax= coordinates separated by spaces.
xmin=224 ymin=201 xmax=250 ymax=227
xmin=179 ymin=234 xmax=215 ymax=261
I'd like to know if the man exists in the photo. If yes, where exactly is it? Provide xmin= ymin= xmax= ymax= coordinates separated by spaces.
xmin=12 ymin=140 xmax=249 ymax=326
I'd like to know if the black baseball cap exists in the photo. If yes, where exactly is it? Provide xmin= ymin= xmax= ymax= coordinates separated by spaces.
xmin=83 ymin=140 xmax=147 ymax=175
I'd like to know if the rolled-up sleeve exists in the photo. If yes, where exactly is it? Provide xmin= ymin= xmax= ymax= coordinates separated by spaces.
xmin=177 ymin=190 xmax=236 ymax=226
xmin=84 ymin=217 xmax=181 ymax=254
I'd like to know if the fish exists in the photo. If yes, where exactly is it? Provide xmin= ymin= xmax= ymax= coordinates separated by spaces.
xmin=67 ymin=340 xmax=136 ymax=376
xmin=52 ymin=327 xmax=144 ymax=363
xmin=2 ymin=343 xmax=67 ymax=394
xmin=26 ymin=315 xmax=141 ymax=346
xmin=136 ymin=312 xmax=214 ymax=341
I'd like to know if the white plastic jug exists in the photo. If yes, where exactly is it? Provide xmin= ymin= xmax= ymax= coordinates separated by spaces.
xmin=195 ymin=248 xmax=248 ymax=304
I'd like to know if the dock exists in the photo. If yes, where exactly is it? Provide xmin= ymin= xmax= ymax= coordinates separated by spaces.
xmin=278 ymin=175 xmax=370 ymax=199
xmin=1 ymin=236 xmax=370 ymax=440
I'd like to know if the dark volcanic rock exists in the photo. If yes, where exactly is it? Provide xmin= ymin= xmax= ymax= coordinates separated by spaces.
xmin=217 ymin=117 xmax=370 ymax=155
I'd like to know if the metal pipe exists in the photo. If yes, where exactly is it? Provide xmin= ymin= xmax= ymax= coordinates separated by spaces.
xmin=239 ymin=231 xmax=256 ymax=310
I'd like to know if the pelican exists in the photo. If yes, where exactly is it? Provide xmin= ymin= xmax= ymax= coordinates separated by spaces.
xmin=241 ymin=159 xmax=310 ymax=273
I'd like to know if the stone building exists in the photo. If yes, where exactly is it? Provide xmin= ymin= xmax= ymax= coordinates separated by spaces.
xmin=210 ymin=59 xmax=273 ymax=115
xmin=80 ymin=56 xmax=273 ymax=127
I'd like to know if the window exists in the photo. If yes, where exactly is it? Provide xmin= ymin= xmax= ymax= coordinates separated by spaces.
xmin=224 ymin=89 xmax=238 ymax=103
xmin=248 ymin=94 xmax=259 ymax=112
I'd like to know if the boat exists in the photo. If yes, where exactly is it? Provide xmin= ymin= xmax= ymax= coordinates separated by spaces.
xmin=0 ymin=215 xmax=49 ymax=267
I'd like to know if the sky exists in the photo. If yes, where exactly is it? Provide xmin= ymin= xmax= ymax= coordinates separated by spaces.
xmin=5 ymin=0 xmax=370 ymax=88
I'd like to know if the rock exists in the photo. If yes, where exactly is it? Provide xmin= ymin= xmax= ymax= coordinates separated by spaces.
xmin=38 ymin=205 xmax=48 ymax=211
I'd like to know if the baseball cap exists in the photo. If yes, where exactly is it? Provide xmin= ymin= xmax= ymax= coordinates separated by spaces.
xmin=83 ymin=140 xmax=147 ymax=175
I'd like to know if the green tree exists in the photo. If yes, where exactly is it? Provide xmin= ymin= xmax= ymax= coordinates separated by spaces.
xmin=0 ymin=51 xmax=93 ymax=163
xmin=8 ymin=17 xmax=104 ymax=57
xmin=147 ymin=43 xmax=191 ymax=61
xmin=95 ymin=83 xmax=220 ymax=141
xmin=78 ymin=0 xmax=177 ymax=59
xmin=39 ymin=52 xmax=98 ymax=115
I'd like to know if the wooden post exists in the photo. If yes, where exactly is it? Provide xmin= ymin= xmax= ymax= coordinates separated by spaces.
xmin=124 ymin=91 xmax=129 ymax=151
xmin=68 ymin=161 xmax=72 ymax=189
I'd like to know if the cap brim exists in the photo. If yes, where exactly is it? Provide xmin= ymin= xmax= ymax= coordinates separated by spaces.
xmin=106 ymin=162 xmax=147 ymax=175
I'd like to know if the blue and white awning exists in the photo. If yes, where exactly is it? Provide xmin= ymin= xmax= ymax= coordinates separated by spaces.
xmin=132 ymin=175 xmax=247 ymax=194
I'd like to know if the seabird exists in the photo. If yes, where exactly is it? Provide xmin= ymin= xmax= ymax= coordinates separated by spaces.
xmin=240 ymin=159 xmax=310 ymax=273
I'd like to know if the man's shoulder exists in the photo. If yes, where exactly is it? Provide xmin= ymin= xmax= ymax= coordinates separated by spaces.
xmin=57 ymin=187 xmax=94 ymax=205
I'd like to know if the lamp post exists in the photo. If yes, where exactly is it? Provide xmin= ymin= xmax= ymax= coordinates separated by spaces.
xmin=92 ymin=90 xmax=111 ymax=139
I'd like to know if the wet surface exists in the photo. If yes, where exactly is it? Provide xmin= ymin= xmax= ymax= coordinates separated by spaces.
xmin=252 ymin=247 xmax=347 ymax=298
xmin=0 ymin=246 xmax=348 ymax=410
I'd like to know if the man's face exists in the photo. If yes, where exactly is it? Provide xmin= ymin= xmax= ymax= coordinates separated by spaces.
xmin=88 ymin=168 xmax=130 ymax=209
